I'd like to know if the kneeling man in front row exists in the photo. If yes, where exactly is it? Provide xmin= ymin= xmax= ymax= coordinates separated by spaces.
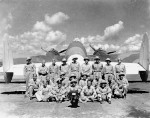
xmin=80 ymin=80 xmax=96 ymax=102
xmin=96 ymin=80 xmax=112 ymax=104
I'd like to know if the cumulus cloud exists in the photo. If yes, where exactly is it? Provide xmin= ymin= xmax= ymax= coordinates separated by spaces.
xmin=74 ymin=35 xmax=104 ymax=45
xmin=103 ymin=21 xmax=124 ymax=41
xmin=74 ymin=21 xmax=124 ymax=46
xmin=45 ymin=12 xmax=69 ymax=25
xmin=5 ymin=12 xmax=70 ymax=57
xmin=118 ymin=34 xmax=142 ymax=53
xmin=73 ymin=21 xmax=143 ymax=54
xmin=33 ymin=21 xmax=51 ymax=32
xmin=9 ymin=29 xmax=67 ymax=55
xmin=45 ymin=31 xmax=66 ymax=44
xmin=124 ymin=34 xmax=141 ymax=44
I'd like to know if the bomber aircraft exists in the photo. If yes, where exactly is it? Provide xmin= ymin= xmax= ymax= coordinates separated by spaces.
xmin=0 ymin=33 xmax=149 ymax=82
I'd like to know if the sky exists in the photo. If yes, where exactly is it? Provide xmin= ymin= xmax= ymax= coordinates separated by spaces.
xmin=0 ymin=0 xmax=150 ymax=59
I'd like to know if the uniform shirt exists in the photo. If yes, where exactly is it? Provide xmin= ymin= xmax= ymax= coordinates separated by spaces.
xmin=79 ymin=80 xmax=87 ymax=88
xmin=60 ymin=64 xmax=69 ymax=74
xmin=38 ymin=66 xmax=48 ymax=75
xmin=60 ymin=77 xmax=69 ymax=88
xmin=68 ymin=85 xmax=81 ymax=93
xmin=81 ymin=63 xmax=92 ymax=75
xmin=53 ymin=86 xmax=66 ymax=95
xmin=28 ymin=79 xmax=40 ymax=87
xmin=115 ymin=63 xmax=126 ymax=74
xmin=103 ymin=64 xmax=114 ymax=74
xmin=96 ymin=85 xmax=111 ymax=95
xmin=92 ymin=80 xmax=99 ymax=89
xmin=81 ymin=85 xmax=96 ymax=96
xmin=92 ymin=62 xmax=103 ymax=72
xmin=24 ymin=63 xmax=36 ymax=76
xmin=118 ymin=77 xmax=129 ymax=87
xmin=69 ymin=62 xmax=80 ymax=72
xmin=49 ymin=64 xmax=59 ymax=75
xmin=40 ymin=86 xmax=50 ymax=95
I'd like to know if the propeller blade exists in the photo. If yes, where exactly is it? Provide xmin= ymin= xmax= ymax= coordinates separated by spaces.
xmin=107 ymin=51 xmax=116 ymax=54
xmin=59 ymin=49 xmax=67 ymax=53
xmin=41 ymin=47 xmax=48 ymax=52
xmin=89 ymin=44 xmax=96 ymax=51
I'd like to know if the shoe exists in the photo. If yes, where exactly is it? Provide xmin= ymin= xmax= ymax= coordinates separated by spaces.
xmin=30 ymin=97 xmax=33 ymax=100
xmin=99 ymin=100 xmax=102 ymax=104
xmin=108 ymin=99 xmax=111 ymax=104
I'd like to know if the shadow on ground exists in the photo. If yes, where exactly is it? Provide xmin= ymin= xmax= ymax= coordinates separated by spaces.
xmin=1 ymin=91 xmax=25 ymax=94
xmin=128 ymin=88 xmax=149 ymax=94
xmin=1 ymin=88 xmax=149 ymax=95
xmin=127 ymin=106 xmax=150 ymax=118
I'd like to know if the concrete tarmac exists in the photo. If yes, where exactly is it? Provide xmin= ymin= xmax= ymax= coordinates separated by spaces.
xmin=0 ymin=82 xmax=150 ymax=118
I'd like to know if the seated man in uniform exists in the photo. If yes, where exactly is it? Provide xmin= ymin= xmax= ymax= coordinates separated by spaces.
xmin=52 ymin=78 xmax=67 ymax=103
xmin=79 ymin=74 xmax=88 ymax=89
xmin=116 ymin=73 xmax=129 ymax=98
xmin=28 ymin=73 xmax=40 ymax=100
xmin=67 ymin=75 xmax=81 ymax=101
xmin=59 ymin=72 xmax=69 ymax=89
xmin=92 ymin=75 xmax=100 ymax=89
xmin=38 ymin=60 xmax=48 ymax=85
xmin=96 ymin=80 xmax=112 ymax=104
xmin=80 ymin=80 xmax=96 ymax=103
xmin=35 ymin=81 xmax=51 ymax=102
xmin=107 ymin=77 xmax=120 ymax=98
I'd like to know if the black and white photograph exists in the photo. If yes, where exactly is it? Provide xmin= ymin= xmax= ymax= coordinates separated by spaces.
xmin=0 ymin=0 xmax=150 ymax=117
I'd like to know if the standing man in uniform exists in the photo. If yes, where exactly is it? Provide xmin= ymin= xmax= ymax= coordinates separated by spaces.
xmin=69 ymin=57 xmax=81 ymax=81
xmin=24 ymin=57 xmax=36 ymax=97
xmin=115 ymin=58 xmax=126 ymax=80
xmin=102 ymin=58 xmax=114 ymax=83
xmin=49 ymin=59 xmax=59 ymax=85
xmin=59 ymin=58 xmax=69 ymax=79
xmin=38 ymin=60 xmax=48 ymax=85
xmin=92 ymin=56 xmax=103 ymax=83
xmin=81 ymin=57 xmax=92 ymax=80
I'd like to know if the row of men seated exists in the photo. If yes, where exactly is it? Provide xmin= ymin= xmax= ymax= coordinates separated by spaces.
xmin=27 ymin=71 xmax=129 ymax=104
xmin=24 ymin=56 xmax=127 ymax=97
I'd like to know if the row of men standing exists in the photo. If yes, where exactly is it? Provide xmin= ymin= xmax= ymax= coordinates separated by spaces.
xmin=24 ymin=56 xmax=126 ymax=96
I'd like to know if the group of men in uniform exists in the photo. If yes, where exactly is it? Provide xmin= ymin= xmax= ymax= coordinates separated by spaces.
xmin=24 ymin=56 xmax=129 ymax=104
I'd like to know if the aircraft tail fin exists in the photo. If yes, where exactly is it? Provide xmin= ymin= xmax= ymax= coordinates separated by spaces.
xmin=3 ymin=38 xmax=13 ymax=72
xmin=139 ymin=32 xmax=149 ymax=81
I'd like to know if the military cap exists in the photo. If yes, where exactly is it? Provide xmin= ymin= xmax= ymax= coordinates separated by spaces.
xmin=72 ymin=57 xmax=78 ymax=60
xmin=70 ymin=79 xmax=77 ymax=83
xmin=56 ymin=78 xmax=62 ymax=84
xmin=69 ymin=73 xmax=76 ymax=78
xmin=105 ymin=58 xmax=111 ymax=62
xmin=100 ymin=80 xmax=107 ymax=84
xmin=94 ymin=56 xmax=100 ymax=60
xmin=84 ymin=57 xmax=90 ymax=61
xmin=119 ymin=73 xmax=125 ymax=76
xmin=60 ymin=72 xmax=65 ymax=76
xmin=26 ymin=57 xmax=32 ymax=61
xmin=62 ymin=58 xmax=67 ymax=62
xmin=81 ymin=73 xmax=89 ymax=77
